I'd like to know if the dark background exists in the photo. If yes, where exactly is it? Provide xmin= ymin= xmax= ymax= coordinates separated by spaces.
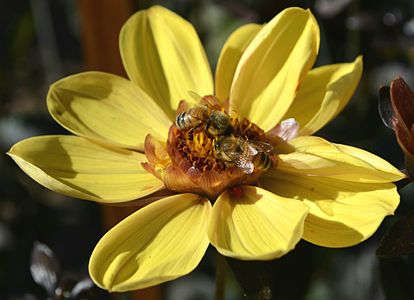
xmin=1 ymin=0 xmax=414 ymax=299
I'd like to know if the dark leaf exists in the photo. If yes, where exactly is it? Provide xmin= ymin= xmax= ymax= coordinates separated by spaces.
xmin=377 ymin=211 xmax=414 ymax=258
xmin=394 ymin=176 xmax=414 ymax=191
xmin=378 ymin=85 xmax=395 ymax=129
xmin=226 ymin=241 xmax=316 ymax=300
xmin=30 ymin=242 xmax=59 ymax=296
xmin=379 ymin=257 xmax=414 ymax=300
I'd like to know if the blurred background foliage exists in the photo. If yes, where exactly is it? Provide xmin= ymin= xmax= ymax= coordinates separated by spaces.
xmin=1 ymin=0 xmax=414 ymax=299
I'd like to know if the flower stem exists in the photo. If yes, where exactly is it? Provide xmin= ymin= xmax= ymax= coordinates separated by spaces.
xmin=215 ymin=252 xmax=227 ymax=300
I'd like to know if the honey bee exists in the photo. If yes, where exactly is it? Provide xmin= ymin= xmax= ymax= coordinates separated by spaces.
xmin=206 ymin=109 xmax=232 ymax=136
xmin=214 ymin=135 xmax=274 ymax=174
xmin=175 ymin=104 xmax=208 ymax=130
xmin=175 ymin=104 xmax=232 ymax=136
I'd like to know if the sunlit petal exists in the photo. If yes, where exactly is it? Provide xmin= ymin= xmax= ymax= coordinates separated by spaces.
xmin=335 ymin=142 xmax=406 ymax=179
xmin=215 ymin=23 xmax=262 ymax=102
xmin=7 ymin=135 xmax=162 ymax=203
xmin=208 ymin=186 xmax=309 ymax=260
xmin=120 ymin=5 xmax=213 ymax=118
xmin=47 ymin=72 xmax=171 ymax=151
xmin=284 ymin=56 xmax=363 ymax=135
xmin=275 ymin=136 xmax=405 ymax=182
xmin=261 ymin=172 xmax=399 ymax=247
xmin=229 ymin=7 xmax=319 ymax=131
xmin=89 ymin=193 xmax=211 ymax=291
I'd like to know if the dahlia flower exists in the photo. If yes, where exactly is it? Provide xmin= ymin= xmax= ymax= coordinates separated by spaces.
xmin=8 ymin=6 xmax=404 ymax=292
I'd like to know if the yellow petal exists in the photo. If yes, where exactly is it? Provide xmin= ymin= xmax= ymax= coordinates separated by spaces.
xmin=119 ymin=6 xmax=213 ymax=117
xmin=335 ymin=142 xmax=406 ymax=178
xmin=215 ymin=23 xmax=262 ymax=102
xmin=261 ymin=171 xmax=399 ymax=247
xmin=208 ymin=186 xmax=309 ymax=260
xmin=89 ymin=193 xmax=211 ymax=292
xmin=229 ymin=7 xmax=319 ymax=131
xmin=284 ymin=56 xmax=363 ymax=136
xmin=276 ymin=136 xmax=405 ymax=183
xmin=47 ymin=72 xmax=171 ymax=151
xmin=7 ymin=135 xmax=162 ymax=203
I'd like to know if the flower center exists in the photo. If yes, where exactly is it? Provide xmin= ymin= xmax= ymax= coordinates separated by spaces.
xmin=168 ymin=96 xmax=275 ymax=175
xmin=144 ymin=95 xmax=280 ymax=199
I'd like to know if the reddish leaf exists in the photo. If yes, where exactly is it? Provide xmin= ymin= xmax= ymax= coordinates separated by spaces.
xmin=390 ymin=78 xmax=414 ymax=133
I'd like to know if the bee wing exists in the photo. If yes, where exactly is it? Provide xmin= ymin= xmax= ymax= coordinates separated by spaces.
xmin=240 ymin=142 xmax=255 ymax=156
xmin=187 ymin=91 xmax=203 ymax=103
xmin=30 ymin=242 xmax=59 ymax=296
xmin=235 ymin=157 xmax=255 ymax=174
xmin=247 ymin=140 xmax=274 ymax=154
xmin=188 ymin=90 xmax=222 ymax=110
xmin=201 ymin=95 xmax=222 ymax=109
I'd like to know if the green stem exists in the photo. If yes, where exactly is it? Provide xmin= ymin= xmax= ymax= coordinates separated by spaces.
xmin=215 ymin=252 xmax=227 ymax=300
